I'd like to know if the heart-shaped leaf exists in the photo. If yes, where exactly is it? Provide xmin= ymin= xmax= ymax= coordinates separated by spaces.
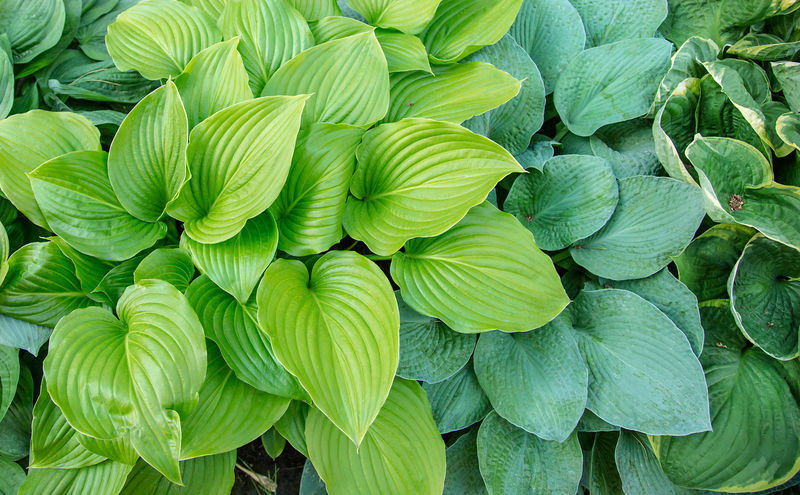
xmin=133 ymin=249 xmax=195 ymax=292
xmin=569 ymin=0 xmax=667 ymax=47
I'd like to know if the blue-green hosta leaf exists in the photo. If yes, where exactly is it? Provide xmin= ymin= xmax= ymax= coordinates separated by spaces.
xmin=568 ymin=289 xmax=711 ymax=435
xmin=570 ymin=176 xmax=705 ymax=280
xmin=728 ymin=33 xmax=800 ymax=61
xmin=0 ymin=0 xmax=65 ymax=63
xmin=44 ymin=280 xmax=207 ymax=483
xmin=652 ymin=300 xmax=800 ymax=492
xmin=375 ymin=30 xmax=431 ymax=73
xmin=728 ymin=236 xmax=800 ymax=360
xmin=587 ymin=431 xmax=623 ymax=495
xmin=167 ymin=96 xmax=306 ymax=243
xmin=652 ymin=36 xmax=719 ymax=114
xmin=221 ymin=0 xmax=313 ymax=95
xmin=732 ymin=182 xmax=800 ymax=250
xmin=258 ymin=251 xmax=399 ymax=446
xmin=474 ymin=323 xmax=587 ymax=442
xmin=555 ymin=38 xmax=672 ymax=136
xmin=569 ymin=0 xmax=667 ymax=46
xmin=396 ymin=291 xmax=475 ymax=384
xmin=306 ymin=378 xmax=445 ymax=495
xmin=0 ymin=344 xmax=18 ymax=422
xmin=344 ymin=118 xmax=523 ymax=255
xmin=391 ymin=202 xmax=569 ymax=333
xmin=186 ymin=276 xmax=306 ymax=399
xmin=0 ymin=110 xmax=100 ymax=228
xmin=289 ymin=0 xmax=341 ymax=18
xmin=263 ymin=31 xmax=389 ymax=127
xmin=174 ymin=38 xmax=253 ymax=130
xmin=182 ymin=212 xmax=277 ymax=303
xmin=0 ymin=38 xmax=11 ymax=120
xmin=133 ymin=249 xmax=195 ymax=292
xmin=616 ymin=430 xmax=694 ymax=495
xmin=423 ymin=360 xmax=491 ymax=434
xmin=578 ymin=410 xmax=618 ymax=433
xmin=477 ymin=412 xmax=583 ymax=495
xmin=300 ymin=459 xmax=327 ymax=495
xmin=0 ymin=457 xmax=24 ymax=495
xmin=444 ymin=428 xmax=487 ymax=495
xmin=0 ymin=242 xmax=96 ymax=327
xmin=588 ymin=119 xmax=662 ymax=178
xmin=509 ymin=0 xmax=585 ymax=94
xmin=108 ymin=81 xmax=188 ymax=223
xmin=29 ymin=151 xmax=168 ymax=262
xmin=270 ymin=123 xmax=364 ymax=256
xmin=180 ymin=342 xmax=289 ymax=459
xmin=420 ymin=0 xmax=524 ymax=63
xmin=275 ymin=401 xmax=310 ymax=456
xmin=19 ymin=460 xmax=133 ymax=495
xmin=119 ymin=451 xmax=235 ymax=495
xmin=0 ymin=315 xmax=52 ymax=356
xmin=347 ymin=0 xmax=439 ymax=33
xmin=773 ymin=62 xmax=800 ymax=112
xmin=383 ymin=63 xmax=520 ymax=124
xmin=106 ymin=0 xmax=221 ymax=80
xmin=504 ymin=155 xmax=618 ymax=251
xmin=653 ymin=77 xmax=702 ymax=184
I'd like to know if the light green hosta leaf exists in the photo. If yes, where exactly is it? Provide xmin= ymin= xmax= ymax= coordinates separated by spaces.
xmin=77 ymin=434 xmax=138 ymax=467
xmin=733 ymin=182 xmax=800 ymax=249
xmin=180 ymin=342 xmax=289 ymax=458
xmin=587 ymin=432 xmax=623 ymax=495
xmin=0 ymin=219 xmax=7 ymax=286
xmin=44 ymin=280 xmax=207 ymax=483
xmin=174 ymin=38 xmax=253 ymax=129
xmin=0 ymin=39 xmax=11 ymax=120
xmin=0 ymin=242 xmax=96 ymax=327
xmin=384 ymin=63 xmax=520 ymax=124
xmin=106 ymin=0 xmax=221 ymax=80
xmin=306 ymin=378 xmax=445 ymax=495
xmin=653 ymin=77 xmax=702 ymax=184
xmin=262 ymin=428 xmax=286 ymax=459
xmin=29 ymin=151 xmax=168 ymax=262
xmin=396 ymin=291 xmax=475 ymax=384
xmin=728 ymin=33 xmax=800 ymax=61
xmin=344 ymin=119 xmax=522 ymax=255
xmin=504 ymin=155 xmax=618 ymax=251
xmin=0 ymin=344 xmax=18 ymax=421
xmin=0 ymin=110 xmax=100 ymax=228
xmin=652 ymin=36 xmax=719 ymax=114
xmin=168 ymin=96 xmax=306 ymax=243
xmin=444 ymin=429 xmax=486 ymax=495
xmin=275 ymin=401 xmax=310 ymax=456
xmin=182 ymin=0 xmax=228 ymax=18
xmin=258 ymin=251 xmax=399 ymax=446
xmin=509 ymin=0 xmax=585 ymax=94
xmin=570 ymin=176 xmax=705 ymax=280
xmin=569 ymin=0 xmax=667 ymax=46
xmin=773 ymin=62 xmax=800 ymax=112
xmin=423 ymin=360 xmax=491 ymax=434
xmin=616 ymin=431 xmax=694 ymax=495
xmin=186 ymin=276 xmax=305 ymax=399
xmin=376 ymin=30 xmax=431 ymax=73
xmin=308 ymin=15 xmax=371 ymax=42
xmin=0 ymin=457 xmax=24 ymax=495
xmin=652 ymin=300 xmax=800 ymax=492
xmin=568 ymin=289 xmax=711 ymax=435
xmin=90 ymin=255 xmax=147 ymax=308
xmin=778 ymin=112 xmax=800 ymax=150
xmin=555 ymin=38 xmax=672 ymax=136
xmin=477 ymin=412 xmax=583 ymax=495
xmin=182 ymin=212 xmax=277 ymax=303
xmin=133 ymin=249 xmax=195 ymax=292
xmin=347 ymin=0 xmax=439 ymax=34
xmin=391 ymin=202 xmax=569 ymax=333
xmin=0 ymin=315 xmax=52 ymax=356
xmin=728 ymin=236 xmax=800 ymax=360
xmin=263 ymin=31 xmax=389 ymax=127
xmin=221 ymin=0 xmax=313 ymax=95
xmin=119 ymin=451 xmax=235 ymax=495
xmin=289 ymin=0 xmax=341 ymax=18
xmin=474 ymin=323 xmax=587 ymax=442
xmin=420 ymin=0 xmax=524 ymax=63
xmin=108 ymin=81 xmax=188 ymax=223
xmin=270 ymin=123 xmax=364 ymax=256
xmin=19 ymin=460 xmax=133 ymax=495
xmin=0 ymin=0 xmax=64 ymax=63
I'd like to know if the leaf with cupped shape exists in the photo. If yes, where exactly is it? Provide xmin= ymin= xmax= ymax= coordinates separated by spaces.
xmin=0 ymin=315 xmax=52 ymax=356
xmin=391 ymin=202 xmax=569 ymax=333
xmin=732 ymin=182 xmax=800 ymax=250
xmin=0 ymin=344 xmax=18 ymax=422
xmin=569 ymin=0 xmax=667 ymax=47
xmin=0 ymin=0 xmax=64 ymax=63
xmin=43 ymin=280 xmax=207 ymax=483
xmin=778 ymin=112 xmax=800 ymax=150
xmin=167 ymin=95 xmax=306 ymax=243
xmin=423 ymin=360 xmax=491 ymax=434
xmin=106 ymin=0 xmax=221 ymax=81
xmin=29 ymin=151 xmax=168 ymax=262
xmin=221 ymin=0 xmax=313 ymax=95
xmin=181 ymin=212 xmax=277 ymax=303
xmin=347 ymin=0 xmax=440 ymax=34
xmin=288 ymin=0 xmax=341 ymax=18
xmin=344 ymin=118 xmax=523 ymax=255
xmin=555 ymin=38 xmax=672 ymax=136
xmin=174 ymin=39 xmax=253 ymax=129
xmin=306 ymin=378 xmax=445 ymax=495
xmin=18 ymin=460 xmax=133 ymax=495
xmin=420 ymin=0 xmax=524 ymax=63
xmin=119 ymin=451 xmax=236 ymax=495
xmin=263 ymin=31 xmax=389 ymax=128
xmin=133 ymin=248 xmax=195 ymax=292
xmin=653 ymin=77 xmax=702 ymax=184
xmin=652 ymin=36 xmax=719 ymax=114
xmin=258 ymin=251 xmax=398 ymax=446
xmin=0 ymin=110 xmax=100 ymax=228
xmin=773 ymin=62 xmax=800 ymax=112
xmin=270 ymin=123 xmax=364 ymax=257
xmin=570 ymin=176 xmax=705 ymax=280
xmin=728 ymin=33 xmax=800 ymax=61
xmin=108 ymin=81 xmax=188 ymax=223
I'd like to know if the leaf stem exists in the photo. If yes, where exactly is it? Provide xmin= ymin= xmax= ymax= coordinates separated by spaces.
xmin=236 ymin=463 xmax=277 ymax=493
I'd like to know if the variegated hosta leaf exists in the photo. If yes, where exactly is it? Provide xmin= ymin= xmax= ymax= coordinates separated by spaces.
xmin=263 ymin=31 xmax=390 ymax=127
xmin=270 ymin=123 xmax=364 ymax=256
xmin=108 ymin=81 xmax=189 ymax=223
xmin=0 ymin=110 xmax=100 ymax=228
xmin=43 ymin=280 xmax=207 ymax=483
xmin=133 ymin=248 xmax=195 ymax=292
xmin=773 ymin=62 xmax=800 ymax=112
xmin=777 ymin=112 xmax=800 ymax=150
xmin=119 ymin=451 xmax=236 ymax=495
xmin=652 ymin=36 xmax=720 ymax=114
xmin=344 ymin=118 xmax=523 ymax=255
xmin=347 ymin=0 xmax=441 ymax=34
xmin=106 ymin=0 xmax=221 ymax=80
xmin=181 ymin=212 xmax=278 ymax=304
xmin=220 ymin=0 xmax=313 ymax=95
xmin=569 ymin=0 xmax=667 ymax=47
xmin=18 ymin=460 xmax=133 ymax=495
xmin=257 ymin=251 xmax=399 ymax=446
xmin=0 ymin=0 xmax=65 ymax=63
xmin=167 ymin=95 xmax=306 ymax=243
xmin=391 ymin=202 xmax=569 ymax=333
xmin=306 ymin=378 xmax=445 ymax=495
xmin=653 ymin=77 xmax=702 ymax=185
xmin=29 ymin=150 xmax=168 ymax=262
